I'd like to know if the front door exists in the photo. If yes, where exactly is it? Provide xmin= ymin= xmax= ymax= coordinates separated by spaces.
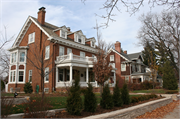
xmin=80 ymin=70 xmax=85 ymax=82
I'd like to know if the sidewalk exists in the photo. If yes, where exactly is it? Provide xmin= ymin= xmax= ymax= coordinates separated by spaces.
xmin=163 ymin=101 xmax=180 ymax=119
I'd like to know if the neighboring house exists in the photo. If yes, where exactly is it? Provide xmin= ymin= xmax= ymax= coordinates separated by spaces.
xmin=107 ymin=41 xmax=150 ymax=87
xmin=7 ymin=7 xmax=117 ymax=93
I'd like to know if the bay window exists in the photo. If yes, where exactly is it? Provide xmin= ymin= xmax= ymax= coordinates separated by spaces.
xmin=18 ymin=71 xmax=24 ymax=82
xmin=10 ymin=71 xmax=16 ymax=82
xmin=11 ymin=52 xmax=17 ymax=63
xmin=20 ymin=52 xmax=25 ymax=62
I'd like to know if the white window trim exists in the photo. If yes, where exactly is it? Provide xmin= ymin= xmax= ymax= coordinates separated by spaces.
xmin=80 ymin=51 xmax=85 ymax=57
xmin=110 ymin=55 xmax=114 ymax=61
xmin=67 ymin=48 xmax=72 ymax=55
xmin=9 ymin=70 xmax=16 ymax=83
xmin=91 ymin=41 xmax=95 ymax=48
xmin=59 ymin=46 xmax=64 ymax=56
xmin=29 ymin=70 xmax=32 ymax=83
xmin=45 ymin=45 xmax=50 ymax=60
xmin=44 ymin=67 xmax=49 ymax=83
xmin=28 ymin=32 xmax=35 ymax=44
xmin=60 ymin=29 xmax=67 ymax=39
xmin=19 ymin=51 xmax=25 ymax=63
xmin=121 ymin=64 xmax=126 ymax=71
xmin=11 ymin=52 xmax=17 ymax=64
xmin=18 ymin=70 xmax=25 ymax=83
xmin=44 ymin=88 xmax=49 ymax=93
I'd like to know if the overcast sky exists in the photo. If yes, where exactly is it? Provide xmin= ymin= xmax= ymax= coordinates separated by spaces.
xmin=0 ymin=0 xmax=166 ymax=54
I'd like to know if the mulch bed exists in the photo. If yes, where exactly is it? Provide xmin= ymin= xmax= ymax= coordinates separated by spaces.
xmin=49 ymin=97 xmax=163 ymax=118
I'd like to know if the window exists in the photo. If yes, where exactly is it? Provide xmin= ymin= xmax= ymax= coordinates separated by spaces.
xmin=66 ymin=70 xmax=70 ymax=81
xmin=11 ymin=52 xmax=17 ymax=63
xmin=67 ymin=48 xmax=72 ymax=54
xmin=18 ymin=71 xmax=24 ymax=82
xmin=45 ymin=45 xmax=50 ymax=59
xmin=59 ymin=46 xmax=64 ymax=56
xmin=80 ymin=51 xmax=85 ymax=57
xmin=44 ymin=88 xmax=49 ymax=93
xmin=28 ymin=32 xmax=35 ymax=44
xmin=121 ymin=64 xmax=126 ymax=71
xmin=60 ymin=30 xmax=66 ymax=38
xmin=91 ymin=41 xmax=94 ymax=47
xmin=45 ymin=67 xmax=49 ymax=82
xmin=29 ymin=70 xmax=32 ymax=82
xmin=78 ymin=34 xmax=81 ymax=43
xmin=125 ymin=76 xmax=129 ymax=82
xmin=10 ymin=71 xmax=16 ymax=82
xmin=58 ymin=69 xmax=63 ymax=82
xmin=75 ymin=34 xmax=85 ymax=44
xmin=20 ymin=52 xmax=25 ymax=62
xmin=110 ymin=55 xmax=114 ymax=61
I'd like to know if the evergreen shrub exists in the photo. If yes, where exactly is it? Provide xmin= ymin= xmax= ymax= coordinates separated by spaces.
xmin=100 ymin=84 xmax=114 ymax=109
xmin=121 ymin=83 xmax=130 ymax=105
xmin=66 ymin=72 xmax=83 ymax=115
xmin=113 ymin=82 xmax=123 ymax=107
xmin=24 ymin=82 xmax=33 ymax=94
xmin=84 ymin=83 xmax=97 ymax=112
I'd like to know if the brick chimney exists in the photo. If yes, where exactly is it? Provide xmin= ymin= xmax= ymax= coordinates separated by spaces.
xmin=124 ymin=50 xmax=127 ymax=54
xmin=115 ymin=41 xmax=121 ymax=53
xmin=38 ymin=7 xmax=46 ymax=25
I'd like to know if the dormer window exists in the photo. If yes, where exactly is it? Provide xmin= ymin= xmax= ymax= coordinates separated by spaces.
xmin=78 ymin=34 xmax=81 ymax=43
xmin=91 ymin=41 xmax=95 ymax=47
xmin=75 ymin=33 xmax=85 ymax=44
xmin=60 ymin=30 xmax=67 ymax=39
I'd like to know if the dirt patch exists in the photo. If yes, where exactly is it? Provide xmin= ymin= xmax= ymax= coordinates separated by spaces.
xmin=48 ymin=97 xmax=163 ymax=118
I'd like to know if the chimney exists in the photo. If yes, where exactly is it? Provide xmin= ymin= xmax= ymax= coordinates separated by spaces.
xmin=67 ymin=27 xmax=71 ymax=32
xmin=38 ymin=7 xmax=46 ymax=25
xmin=115 ymin=41 xmax=121 ymax=53
xmin=124 ymin=50 xmax=127 ymax=54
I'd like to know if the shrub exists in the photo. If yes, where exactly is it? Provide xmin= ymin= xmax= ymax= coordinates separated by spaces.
xmin=66 ymin=72 xmax=83 ymax=115
xmin=165 ymin=90 xmax=178 ymax=94
xmin=84 ymin=83 xmax=97 ymax=112
xmin=121 ymin=83 xmax=130 ymax=105
xmin=24 ymin=82 xmax=33 ymax=94
xmin=24 ymin=95 xmax=51 ymax=118
xmin=131 ymin=94 xmax=158 ymax=104
xmin=113 ymin=82 xmax=123 ymax=107
xmin=100 ymin=84 xmax=114 ymax=109
xmin=1 ymin=93 xmax=14 ymax=118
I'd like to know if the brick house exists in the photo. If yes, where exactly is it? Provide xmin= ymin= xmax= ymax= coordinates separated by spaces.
xmin=7 ymin=7 xmax=149 ymax=93
xmin=107 ymin=41 xmax=150 ymax=87
xmin=7 ymin=7 xmax=117 ymax=93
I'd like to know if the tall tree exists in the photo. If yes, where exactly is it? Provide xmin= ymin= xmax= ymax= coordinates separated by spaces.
xmin=138 ymin=9 xmax=179 ymax=80
xmin=93 ymin=22 xmax=113 ymax=95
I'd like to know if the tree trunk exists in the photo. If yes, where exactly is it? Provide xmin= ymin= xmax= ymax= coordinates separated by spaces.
xmin=100 ymin=84 xmax=103 ymax=97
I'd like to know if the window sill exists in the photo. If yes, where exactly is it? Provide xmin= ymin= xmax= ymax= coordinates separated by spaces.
xmin=45 ymin=81 xmax=49 ymax=83
xmin=28 ymin=42 xmax=35 ymax=45
xmin=44 ymin=58 xmax=49 ymax=60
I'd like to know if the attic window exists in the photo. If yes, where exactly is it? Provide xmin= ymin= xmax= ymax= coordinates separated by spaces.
xmin=28 ymin=32 xmax=35 ymax=44
xmin=78 ymin=34 xmax=81 ymax=43
xmin=91 ymin=41 xmax=94 ymax=47
xmin=76 ymin=34 xmax=85 ymax=44
xmin=60 ymin=30 xmax=67 ymax=39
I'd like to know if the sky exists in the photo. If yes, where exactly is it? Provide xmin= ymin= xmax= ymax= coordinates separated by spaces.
xmin=0 ymin=0 xmax=166 ymax=54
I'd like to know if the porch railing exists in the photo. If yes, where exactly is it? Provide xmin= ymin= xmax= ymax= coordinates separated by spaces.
xmin=56 ymin=53 xmax=96 ymax=63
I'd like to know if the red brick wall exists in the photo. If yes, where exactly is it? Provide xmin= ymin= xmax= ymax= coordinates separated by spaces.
xmin=67 ymin=34 xmax=74 ymax=41
xmin=86 ymin=41 xmax=90 ymax=46
xmin=54 ymin=30 xmax=60 ymax=36
xmin=11 ymin=65 xmax=16 ymax=70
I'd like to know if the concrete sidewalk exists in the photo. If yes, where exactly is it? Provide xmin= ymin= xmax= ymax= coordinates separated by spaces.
xmin=163 ymin=102 xmax=180 ymax=119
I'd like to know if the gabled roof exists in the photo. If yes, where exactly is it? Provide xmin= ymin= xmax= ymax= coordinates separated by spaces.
xmin=107 ymin=48 xmax=144 ymax=63
xmin=11 ymin=16 xmax=97 ymax=53
xmin=128 ymin=52 xmax=143 ymax=61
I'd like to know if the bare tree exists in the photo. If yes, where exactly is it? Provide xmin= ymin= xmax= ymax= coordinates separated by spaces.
xmin=93 ymin=22 xmax=113 ymax=95
xmin=0 ymin=49 xmax=10 ymax=77
xmin=138 ymin=9 xmax=179 ymax=79
xmin=83 ymin=0 xmax=180 ymax=27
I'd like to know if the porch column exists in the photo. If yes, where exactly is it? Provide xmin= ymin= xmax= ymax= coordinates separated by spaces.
xmin=70 ymin=65 xmax=73 ymax=82
xmin=113 ymin=71 xmax=116 ymax=86
xmin=56 ymin=67 xmax=58 ymax=83
xmin=86 ymin=67 xmax=89 ymax=83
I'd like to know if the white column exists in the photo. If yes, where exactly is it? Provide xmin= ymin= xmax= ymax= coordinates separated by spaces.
xmin=70 ymin=65 xmax=73 ymax=83
xmin=86 ymin=67 xmax=89 ymax=83
xmin=56 ymin=66 xmax=58 ymax=83
xmin=114 ymin=71 xmax=116 ymax=86
xmin=16 ymin=50 xmax=19 ymax=84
